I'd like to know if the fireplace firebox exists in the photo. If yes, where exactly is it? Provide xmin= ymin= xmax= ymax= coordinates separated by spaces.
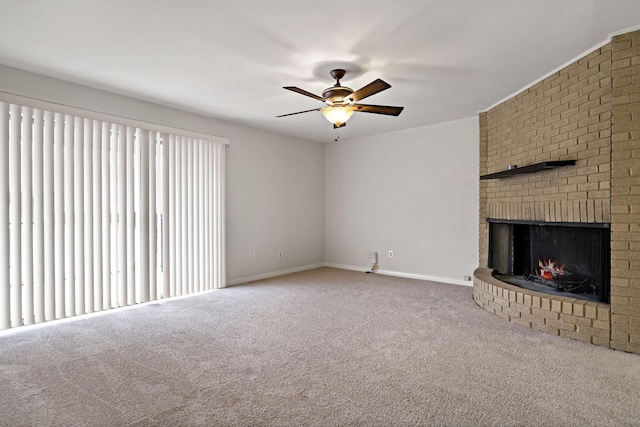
xmin=488 ymin=219 xmax=610 ymax=303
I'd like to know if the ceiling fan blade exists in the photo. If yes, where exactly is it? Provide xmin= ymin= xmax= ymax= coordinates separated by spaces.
xmin=283 ymin=86 xmax=324 ymax=101
xmin=352 ymin=104 xmax=404 ymax=116
xmin=276 ymin=107 xmax=323 ymax=118
xmin=346 ymin=79 xmax=391 ymax=103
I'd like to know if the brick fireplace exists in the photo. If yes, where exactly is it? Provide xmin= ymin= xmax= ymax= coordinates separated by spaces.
xmin=474 ymin=29 xmax=640 ymax=354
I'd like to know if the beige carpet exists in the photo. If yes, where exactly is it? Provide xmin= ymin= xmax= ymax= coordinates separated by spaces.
xmin=1 ymin=267 xmax=639 ymax=426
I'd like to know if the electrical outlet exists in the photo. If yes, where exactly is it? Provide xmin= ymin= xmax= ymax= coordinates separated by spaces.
xmin=388 ymin=250 xmax=394 ymax=258
xmin=464 ymin=275 xmax=472 ymax=281
xmin=368 ymin=251 xmax=378 ymax=263
xmin=278 ymin=251 xmax=283 ymax=259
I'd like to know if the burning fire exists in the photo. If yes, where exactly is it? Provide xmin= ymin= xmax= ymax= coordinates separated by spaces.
xmin=537 ymin=259 xmax=565 ymax=280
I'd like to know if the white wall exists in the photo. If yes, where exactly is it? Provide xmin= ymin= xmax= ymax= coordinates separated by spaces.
xmin=0 ymin=64 xmax=326 ymax=285
xmin=225 ymin=126 xmax=324 ymax=283
xmin=325 ymin=117 xmax=479 ymax=285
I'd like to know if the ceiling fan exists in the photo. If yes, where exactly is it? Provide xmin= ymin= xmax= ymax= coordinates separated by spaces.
xmin=276 ymin=69 xmax=404 ymax=129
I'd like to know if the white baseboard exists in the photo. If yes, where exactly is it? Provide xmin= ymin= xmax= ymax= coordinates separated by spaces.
xmin=323 ymin=262 xmax=370 ymax=272
xmin=324 ymin=263 xmax=472 ymax=287
xmin=227 ymin=262 xmax=473 ymax=288
xmin=377 ymin=269 xmax=472 ymax=287
xmin=225 ymin=263 xmax=325 ymax=287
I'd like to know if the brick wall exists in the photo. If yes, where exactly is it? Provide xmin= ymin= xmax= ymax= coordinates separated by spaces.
xmin=480 ymin=43 xmax=612 ymax=231
xmin=610 ymin=31 xmax=640 ymax=353
xmin=477 ymin=29 xmax=640 ymax=353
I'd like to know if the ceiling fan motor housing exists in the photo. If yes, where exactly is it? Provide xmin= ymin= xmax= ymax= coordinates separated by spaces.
xmin=322 ymin=86 xmax=353 ymax=104
xmin=323 ymin=69 xmax=353 ymax=104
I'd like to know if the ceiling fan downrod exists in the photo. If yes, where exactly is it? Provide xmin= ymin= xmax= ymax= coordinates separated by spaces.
xmin=330 ymin=69 xmax=346 ymax=86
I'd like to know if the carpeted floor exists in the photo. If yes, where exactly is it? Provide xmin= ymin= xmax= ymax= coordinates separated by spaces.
xmin=1 ymin=267 xmax=639 ymax=426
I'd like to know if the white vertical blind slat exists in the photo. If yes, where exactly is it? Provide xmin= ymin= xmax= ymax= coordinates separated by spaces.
xmin=148 ymin=131 xmax=157 ymax=301
xmin=181 ymin=137 xmax=188 ymax=295
xmin=199 ymin=140 xmax=206 ymax=291
xmin=0 ymin=103 xmax=8 ymax=329
xmin=212 ymin=143 xmax=219 ymax=288
xmin=173 ymin=136 xmax=185 ymax=295
xmin=74 ymin=117 xmax=85 ymax=315
xmin=221 ymin=143 xmax=226 ymax=287
xmin=204 ymin=141 xmax=211 ymax=290
xmin=173 ymin=136 xmax=178 ymax=296
xmin=193 ymin=139 xmax=200 ymax=293
xmin=162 ymin=133 xmax=171 ymax=298
xmin=202 ymin=140 xmax=207 ymax=292
xmin=110 ymin=125 xmax=118 ymax=307
xmin=32 ymin=109 xmax=45 ymax=323
xmin=64 ymin=115 xmax=75 ymax=318
xmin=93 ymin=121 xmax=103 ymax=312
xmin=83 ymin=119 xmax=94 ymax=313
xmin=9 ymin=105 xmax=22 ymax=326
xmin=22 ymin=107 xmax=34 ymax=325
xmin=200 ymin=141 xmax=207 ymax=290
xmin=187 ymin=138 xmax=194 ymax=294
xmin=139 ymin=130 xmax=150 ymax=303
xmin=218 ymin=143 xmax=226 ymax=288
xmin=117 ymin=125 xmax=127 ymax=306
xmin=133 ymin=129 xmax=140 ymax=302
xmin=205 ymin=142 xmax=212 ymax=290
xmin=43 ymin=111 xmax=55 ymax=320
xmin=126 ymin=127 xmax=135 ymax=305
xmin=54 ymin=112 xmax=65 ymax=319
xmin=194 ymin=140 xmax=201 ymax=291
xmin=9 ymin=105 xmax=21 ymax=327
xmin=101 ymin=122 xmax=111 ymax=310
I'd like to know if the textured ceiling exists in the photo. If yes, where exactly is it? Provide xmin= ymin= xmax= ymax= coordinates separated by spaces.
xmin=0 ymin=0 xmax=639 ymax=143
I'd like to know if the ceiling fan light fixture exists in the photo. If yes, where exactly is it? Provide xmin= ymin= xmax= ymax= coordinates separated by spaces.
xmin=322 ymin=105 xmax=353 ymax=126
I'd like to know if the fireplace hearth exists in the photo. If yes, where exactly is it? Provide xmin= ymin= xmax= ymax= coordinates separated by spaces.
xmin=488 ymin=220 xmax=610 ymax=303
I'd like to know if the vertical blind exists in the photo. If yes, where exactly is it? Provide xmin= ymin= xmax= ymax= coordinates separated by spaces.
xmin=0 ymin=101 xmax=226 ymax=330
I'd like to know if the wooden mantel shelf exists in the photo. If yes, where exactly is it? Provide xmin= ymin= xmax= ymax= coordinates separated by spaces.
xmin=480 ymin=160 xmax=576 ymax=180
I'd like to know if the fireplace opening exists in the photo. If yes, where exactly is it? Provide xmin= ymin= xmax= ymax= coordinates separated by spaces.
xmin=488 ymin=219 xmax=610 ymax=303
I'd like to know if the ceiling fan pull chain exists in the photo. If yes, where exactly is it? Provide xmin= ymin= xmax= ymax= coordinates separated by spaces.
xmin=334 ymin=128 xmax=340 ymax=142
